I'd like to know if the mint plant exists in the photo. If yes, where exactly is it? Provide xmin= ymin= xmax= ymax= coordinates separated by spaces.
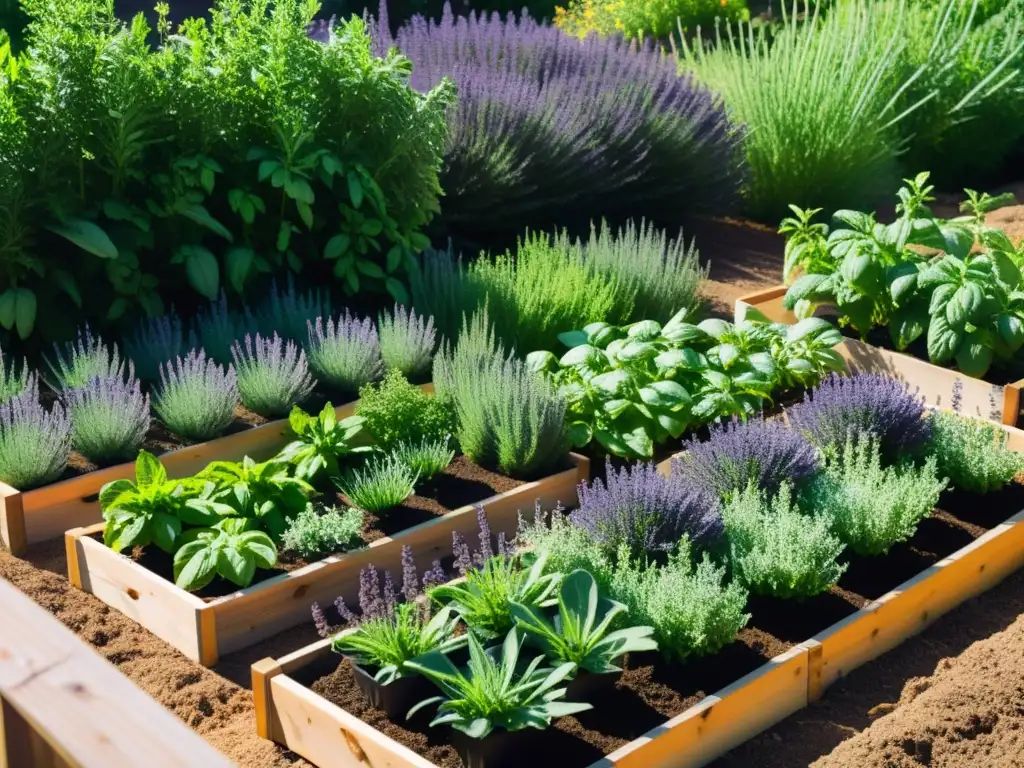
xmin=277 ymin=403 xmax=375 ymax=482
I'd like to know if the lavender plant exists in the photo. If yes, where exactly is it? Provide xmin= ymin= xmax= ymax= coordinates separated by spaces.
xmin=193 ymin=293 xmax=247 ymax=365
xmin=0 ymin=394 xmax=71 ymax=489
xmin=393 ymin=436 xmax=454 ymax=484
xmin=231 ymin=333 xmax=315 ymax=418
xmin=927 ymin=410 xmax=1024 ymax=494
xmin=0 ymin=350 xmax=34 ymax=404
xmin=375 ymin=2 xmax=741 ymax=246
xmin=378 ymin=305 xmax=436 ymax=381
xmin=571 ymin=460 xmax=723 ymax=558
xmin=806 ymin=434 xmax=947 ymax=556
xmin=65 ymin=376 xmax=150 ymax=465
xmin=123 ymin=312 xmax=195 ymax=382
xmin=252 ymin=278 xmax=332 ymax=343
xmin=305 ymin=312 xmax=383 ymax=395
xmin=281 ymin=505 xmax=364 ymax=560
xmin=787 ymin=373 xmax=932 ymax=459
xmin=721 ymin=482 xmax=846 ymax=599
xmin=43 ymin=326 xmax=128 ymax=392
xmin=674 ymin=416 xmax=820 ymax=500
xmin=337 ymin=454 xmax=418 ymax=513
xmin=153 ymin=350 xmax=238 ymax=441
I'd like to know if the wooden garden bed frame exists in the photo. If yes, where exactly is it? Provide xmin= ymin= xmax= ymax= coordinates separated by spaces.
xmin=0 ymin=577 xmax=234 ymax=768
xmin=735 ymin=286 xmax=1024 ymax=427
xmin=1 ymin=386 xmax=432 ymax=556
xmin=65 ymin=453 xmax=589 ymax=666
xmin=251 ymin=425 xmax=1024 ymax=768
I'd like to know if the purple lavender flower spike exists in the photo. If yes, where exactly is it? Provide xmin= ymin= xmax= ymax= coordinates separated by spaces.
xmin=358 ymin=564 xmax=388 ymax=621
xmin=382 ymin=572 xmax=398 ymax=616
xmin=475 ymin=506 xmax=494 ymax=564
xmin=423 ymin=559 xmax=447 ymax=589
xmin=400 ymin=544 xmax=420 ymax=601
xmin=334 ymin=596 xmax=356 ymax=624
xmin=452 ymin=531 xmax=473 ymax=576
xmin=311 ymin=601 xmax=331 ymax=638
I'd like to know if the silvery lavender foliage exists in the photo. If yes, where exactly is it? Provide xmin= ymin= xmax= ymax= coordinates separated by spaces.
xmin=786 ymin=373 xmax=931 ymax=458
xmin=252 ymin=277 xmax=332 ymax=343
xmin=0 ymin=349 xmax=35 ymax=404
xmin=44 ymin=325 xmax=128 ymax=392
xmin=153 ymin=350 xmax=238 ymax=441
xmin=373 ymin=2 xmax=742 ymax=245
xmin=675 ymin=416 xmax=820 ymax=500
xmin=65 ymin=375 xmax=150 ymax=465
xmin=124 ymin=312 xmax=196 ymax=382
xmin=305 ymin=312 xmax=383 ymax=395
xmin=378 ymin=305 xmax=437 ymax=380
xmin=0 ymin=394 xmax=71 ymax=489
xmin=193 ymin=293 xmax=247 ymax=365
xmin=231 ymin=333 xmax=315 ymax=418
xmin=571 ymin=460 xmax=724 ymax=557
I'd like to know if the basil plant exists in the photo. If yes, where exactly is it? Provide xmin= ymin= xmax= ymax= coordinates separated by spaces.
xmin=277 ymin=402 xmax=375 ymax=482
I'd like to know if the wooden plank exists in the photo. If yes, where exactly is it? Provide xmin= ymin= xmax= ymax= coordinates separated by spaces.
xmin=807 ymin=508 xmax=1024 ymax=701
xmin=0 ymin=579 xmax=234 ymax=768
xmin=593 ymin=645 xmax=808 ymax=768
xmin=252 ymin=659 xmax=284 ymax=741
xmin=270 ymin=675 xmax=435 ymax=768
xmin=0 ymin=483 xmax=25 ymax=555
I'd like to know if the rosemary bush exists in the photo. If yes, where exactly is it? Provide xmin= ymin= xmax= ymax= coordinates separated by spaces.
xmin=306 ymin=312 xmax=383 ymax=396
xmin=722 ymin=482 xmax=846 ymax=599
xmin=356 ymin=369 xmax=454 ymax=451
xmin=232 ymin=333 xmax=315 ymax=418
xmin=281 ymin=505 xmax=364 ymax=560
xmin=123 ymin=312 xmax=194 ymax=382
xmin=338 ymin=454 xmax=418 ymax=513
xmin=44 ymin=326 xmax=128 ymax=392
xmin=393 ymin=436 xmax=454 ymax=483
xmin=0 ymin=394 xmax=71 ymax=489
xmin=378 ymin=305 xmax=436 ymax=381
xmin=806 ymin=434 xmax=947 ymax=556
xmin=928 ymin=410 xmax=1024 ymax=494
xmin=65 ymin=375 xmax=150 ymax=465
xmin=153 ymin=350 xmax=238 ymax=441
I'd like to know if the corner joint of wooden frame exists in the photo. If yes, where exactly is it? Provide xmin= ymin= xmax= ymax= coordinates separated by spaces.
xmin=251 ymin=658 xmax=285 ymax=740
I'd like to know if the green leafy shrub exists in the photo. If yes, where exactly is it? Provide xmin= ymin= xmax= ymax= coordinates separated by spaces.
xmin=806 ymin=434 xmax=947 ymax=556
xmin=356 ymin=369 xmax=454 ymax=451
xmin=232 ymin=333 xmax=315 ymax=418
xmin=278 ymin=403 xmax=375 ymax=482
xmin=393 ymin=436 xmax=454 ymax=484
xmin=721 ymin=482 xmax=846 ymax=599
xmin=280 ymin=505 xmax=364 ymax=560
xmin=337 ymin=453 xmax=418 ymax=513
xmin=152 ymin=350 xmax=238 ymax=442
xmin=928 ymin=409 xmax=1024 ymax=494
xmin=556 ymin=0 xmax=748 ymax=40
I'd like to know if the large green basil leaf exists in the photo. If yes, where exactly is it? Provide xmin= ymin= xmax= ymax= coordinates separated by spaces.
xmin=918 ymin=257 xmax=960 ymax=290
xmin=218 ymin=548 xmax=257 ymax=587
xmin=696 ymin=318 xmax=731 ymax=341
xmin=887 ymin=262 xmax=919 ymax=305
xmin=838 ymin=296 xmax=874 ymax=334
xmin=782 ymin=274 xmax=828 ymax=310
xmin=654 ymin=348 xmax=702 ymax=372
xmin=174 ymin=543 xmax=219 ymax=592
xmin=557 ymin=330 xmax=589 ymax=349
xmin=889 ymin=303 xmax=928 ymax=350
xmin=567 ymin=421 xmax=593 ymax=448
xmin=927 ymin=314 xmax=963 ymax=365
xmin=626 ymin=320 xmax=662 ymax=341
xmin=559 ymin=344 xmax=602 ymax=367
xmin=638 ymin=380 xmax=690 ymax=410
xmin=590 ymin=370 xmax=632 ymax=398
xmin=997 ymin=313 xmax=1024 ymax=353
xmin=946 ymin=282 xmax=984 ymax=329
xmin=990 ymin=251 xmax=1022 ymax=291
xmin=954 ymin=331 xmax=994 ymax=378
xmin=928 ymin=283 xmax=956 ymax=316
xmin=840 ymin=253 xmax=881 ymax=293
xmin=785 ymin=317 xmax=834 ymax=343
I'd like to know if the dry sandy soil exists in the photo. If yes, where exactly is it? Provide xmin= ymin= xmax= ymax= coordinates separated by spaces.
xmin=3 ymin=188 xmax=1024 ymax=768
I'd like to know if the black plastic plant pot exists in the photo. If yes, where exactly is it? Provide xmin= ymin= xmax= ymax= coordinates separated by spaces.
xmin=348 ymin=661 xmax=436 ymax=720
xmin=564 ymin=667 xmax=621 ymax=702
xmin=449 ymin=725 xmax=549 ymax=768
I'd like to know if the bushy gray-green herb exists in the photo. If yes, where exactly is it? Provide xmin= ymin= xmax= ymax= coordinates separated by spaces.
xmin=722 ymin=482 xmax=846 ymax=599
xmin=124 ymin=312 xmax=195 ymax=382
xmin=378 ymin=304 xmax=436 ymax=381
xmin=193 ymin=294 xmax=247 ymax=366
xmin=393 ymin=436 xmax=454 ymax=484
xmin=927 ymin=410 xmax=1024 ymax=494
xmin=65 ymin=375 xmax=150 ymax=465
xmin=356 ymin=369 xmax=454 ymax=451
xmin=44 ymin=326 xmax=128 ymax=392
xmin=434 ymin=310 xmax=568 ymax=479
xmin=280 ymin=505 xmax=364 ymax=560
xmin=305 ymin=312 xmax=383 ymax=396
xmin=153 ymin=350 xmax=238 ymax=442
xmin=232 ymin=333 xmax=315 ymax=418
xmin=337 ymin=454 xmax=418 ymax=513
xmin=806 ymin=434 xmax=947 ymax=556
xmin=0 ymin=394 xmax=71 ymax=489
xmin=0 ymin=350 xmax=34 ymax=404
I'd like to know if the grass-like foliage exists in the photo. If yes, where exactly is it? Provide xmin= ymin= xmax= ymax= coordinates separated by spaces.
xmin=806 ymin=434 xmax=947 ymax=556
xmin=232 ymin=333 xmax=315 ymax=418
xmin=44 ymin=326 xmax=128 ymax=392
xmin=378 ymin=305 xmax=436 ymax=381
xmin=305 ymin=312 xmax=383 ymax=396
xmin=252 ymin=279 xmax=332 ymax=343
xmin=393 ymin=436 xmax=454 ymax=484
xmin=356 ymin=369 xmax=454 ymax=451
xmin=721 ymin=482 xmax=846 ymax=599
xmin=280 ymin=505 xmax=364 ymax=560
xmin=787 ymin=373 xmax=932 ymax=459
xmin=65 ymin=376 xmax=150 ymax=465
xmin=0 ymin=394 xmax=71 ymax=489
xmin=928 ymin=410 xmax=1024 ymax=494
xmin=124 ymin=312 xmax=195 ymax=382
xmin=153 ymin=350 xmax=238 ymax=441
xmin=571 ymin=460 xmax=723 ymax=557
xmin=433 ymin=310 xmax=568 ymax=478
xmin=378 ymin=2 xmax=741 ymax=246
xmin=675 ymin=416 xmax=820 ymax=499
xmin=337 ymin=453 xmax=418 ymax=513
xmin=0 ymin=349 xmax=34 ymax=404
xmin=193 ymin=294 xmax=247 ymax=366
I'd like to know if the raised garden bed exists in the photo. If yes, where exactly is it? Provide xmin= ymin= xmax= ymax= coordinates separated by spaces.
xmin=65 ymin=452 xmax=588 ymax=665
xmin=736 ymin=286 xmax=1024 ymax=427
xmin=249 ymin=424 xmax=1024 ymax=768
xmin=1 ymin=388 xmax=430 ymax=556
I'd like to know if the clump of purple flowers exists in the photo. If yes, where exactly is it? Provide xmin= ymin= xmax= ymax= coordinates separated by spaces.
xmin=43 ymin=325 xmax=128 ymax=393
xmin=123 ymin=312 xmax=195 ymax=382
xmin=675 ymin=416 xmax=820 ymax=500
xmin=0 ymin=349 xmax=36 ymax=404
xmin=0 ymin=393 xmax=71 ymax=489
xmin=153 ymin=350 xmax=238 ymax=441
xmin=378 ymin=304 xmax=437 ymax=381
xmin=64 ymin=374 xmax=150 ymax=466
xmin=373 ymin=2 xmax=742 ymax=246
xmin=570 ymin=460 xmax=723 ymax=557
xmin=786 ymin=373 xmax=931 ymax=458
xmin=305 ymin=312 xmax=383 ymax=395
xmin=231 ymin=332 xmax=315 ymax=418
